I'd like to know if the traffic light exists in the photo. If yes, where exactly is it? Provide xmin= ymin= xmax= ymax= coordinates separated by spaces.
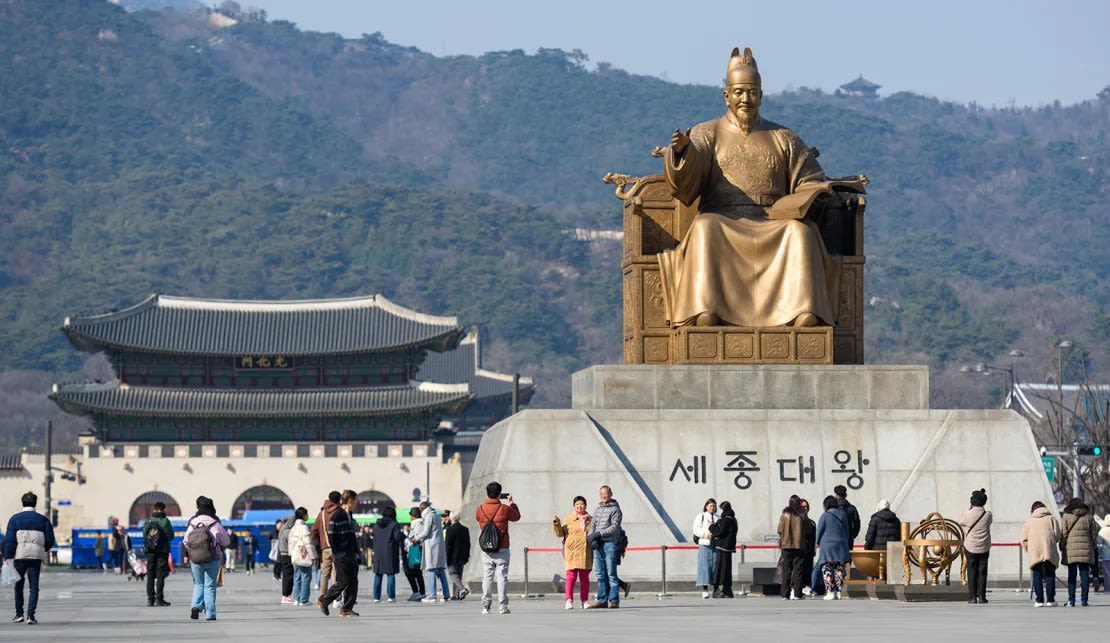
xmin=1077 ymin=446 xmax=1103 ymax=456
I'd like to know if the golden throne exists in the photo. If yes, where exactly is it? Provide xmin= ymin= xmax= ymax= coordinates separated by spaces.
xmin=606 ymin=171 xmax=866 ymax=365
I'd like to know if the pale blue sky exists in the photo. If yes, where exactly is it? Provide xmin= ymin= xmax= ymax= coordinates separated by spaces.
xmin=241 ymin=0 xmax=1108 ymax=107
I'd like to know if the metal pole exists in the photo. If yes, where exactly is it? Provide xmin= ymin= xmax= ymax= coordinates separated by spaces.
xmin=1016 ymin=545 xmax=1024 ymax=593
xmin=739 ymin=544 xmax=746 ymax=565
xmin=660 ymin=545 xmax=667 ymax=596
xmin=45 ymin=421 xmax=53 ymax=522
xmin=522 ymin=547 xmax=529 ymax=598
xmin=511 ymin=373 xmax=520 ymax=414
xmin=1072 ymin=446 xmax=1081 ymax=500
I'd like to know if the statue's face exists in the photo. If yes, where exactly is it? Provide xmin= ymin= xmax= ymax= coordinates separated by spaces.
xmin=724 ymin=82 xmax=761 ymax=123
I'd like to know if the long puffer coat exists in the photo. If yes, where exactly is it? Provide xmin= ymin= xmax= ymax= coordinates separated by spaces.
xmin=554 ymin=512 xmax=593 ymax=570
xmin=1062 ymin=505 xmax=1098 ymax=565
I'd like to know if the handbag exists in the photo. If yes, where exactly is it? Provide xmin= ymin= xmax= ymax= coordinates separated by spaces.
xmin=268 ymin=540 xmax=280 ymax=563
xmin=216 ymin=565 xmax=224 ymax=588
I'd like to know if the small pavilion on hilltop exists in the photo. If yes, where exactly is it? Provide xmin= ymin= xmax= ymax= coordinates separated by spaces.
xmin=838 ymin=74 xmax=881 ymax=98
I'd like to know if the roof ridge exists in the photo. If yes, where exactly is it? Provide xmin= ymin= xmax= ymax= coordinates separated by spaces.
xmin=64 ymin=294 xmax=159 ymax=327
xmin=374 ymin=294 xmax=458 ymax=327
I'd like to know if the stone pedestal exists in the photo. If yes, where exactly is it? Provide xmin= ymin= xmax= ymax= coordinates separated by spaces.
xmin=462 ymin=365 xmax=1051 ymax=585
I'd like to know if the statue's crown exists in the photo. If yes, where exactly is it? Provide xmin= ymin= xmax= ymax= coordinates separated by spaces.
xmin=726 ymin=47 xmax=760 ymax=86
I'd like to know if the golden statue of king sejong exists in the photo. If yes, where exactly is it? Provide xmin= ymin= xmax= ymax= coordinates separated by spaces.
xmin=659 ymin=47 xmax=842 ymax=329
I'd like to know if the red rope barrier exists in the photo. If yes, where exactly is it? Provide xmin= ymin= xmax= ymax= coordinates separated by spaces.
xmin=526 ymin=542 xmax=1023 ymax=553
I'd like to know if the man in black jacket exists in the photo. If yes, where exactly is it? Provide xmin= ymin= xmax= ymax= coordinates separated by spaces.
xmin=317 ymin=490 xmax=360 ymax=617
xmin=141 ymin=501 xmax=174 ymax=607
xmin=864 ymin=499 xmax=902 ymax=551
xmin=445 ymin=514 xmax=471 ymax=599
xmin=834 ymin=485 xmax=861 ymax=542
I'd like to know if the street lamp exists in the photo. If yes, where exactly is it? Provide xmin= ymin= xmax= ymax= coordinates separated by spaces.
xmin=961 ymin=353 xmax=1023 ymax=409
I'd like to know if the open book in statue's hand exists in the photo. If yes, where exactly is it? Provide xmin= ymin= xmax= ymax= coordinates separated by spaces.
xmin=765 ymin=177 xmax=868 ymax=220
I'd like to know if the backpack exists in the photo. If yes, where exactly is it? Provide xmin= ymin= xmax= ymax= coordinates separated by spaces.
xmin=478 ymin=505 xmax=503 ymax=553
xmin=186 ymin=520 xmax=216 ymax=563
xmin=143 ymin=522 xmax=164 ymax=554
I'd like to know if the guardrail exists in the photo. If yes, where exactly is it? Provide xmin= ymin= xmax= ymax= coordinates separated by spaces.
xmin=521 ymin=542 xmax=1026 ymax=597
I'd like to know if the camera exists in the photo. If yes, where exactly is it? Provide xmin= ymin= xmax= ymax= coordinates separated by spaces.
xmin=499 ymin=493 xmax=510 ymax=500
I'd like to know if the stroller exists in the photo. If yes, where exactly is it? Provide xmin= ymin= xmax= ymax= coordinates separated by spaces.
xmin=126 ymin=548 xmax=148 ymax=581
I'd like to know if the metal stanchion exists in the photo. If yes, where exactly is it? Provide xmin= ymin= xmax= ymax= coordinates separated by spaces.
xmin=1016 ymin=546 xmax=1024 ymax=593
xmin=522 ymin=547 xmax=529 ymax=598
xmin=657 ymin=545 xmax=670 ymax=599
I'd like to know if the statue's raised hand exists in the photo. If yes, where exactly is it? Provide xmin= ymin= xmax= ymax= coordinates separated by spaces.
xmin=670 ymin=128 xmax=692 ymax=156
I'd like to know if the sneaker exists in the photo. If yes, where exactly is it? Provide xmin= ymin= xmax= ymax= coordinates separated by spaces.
xmin=1065 ymin=601 xmax=1075 ymax=607
xmin=386 ymin=598 xmax=396 ymax=603
xmin=339 ymin=610 xmax=359 ymax=617
xmin=607 ymin=603 xmax=619 ymax=609
xmin=205 ymin=617 xmax=216 ymax=621
xmin=801 ymin=586 xmax=814 ymax=597
xmin=459 ymin=588 xmax=470 ymax=600
xmin=585 ymin=601 xmax=608 ymax=609
xmin=979 ymin=598 xmax=988 ymax=604
xmin=155 ymin=600 xmax=171 ymax=607
xmin=1081 ymin=601 xmax=1089 ymax=607
xmin=789 ymin=595 xmax=800 ymax=600
xmin=421 ymin=597 xmax=438 ymax=603
xmin=25 ymin=616 xmax=38 ymax=626
xmin=835 ymin=591 xmax=842 ymax=600
xmin=372 ymin=599 xmax=381 ymax=604
xmin=499 ymin=606 xmax=511 ymax=614
xmin=482 ymin=607 xmax=490 ymax=614
xmin=316 ymin=598 xmax=330 ymax=616
xmin=11 ymin=615 xmax=24 ymax=623
xmin=281 ymin=596 xmax=295 ymax=604
xmin=565 ymin=599 xmax=574 ymax=610
xmin=332 ymin=600 xmax=341 ymax=609
xmin=190 ymin=607 xmax=200 ymax=620
xmin=823 ymin=592 xmax=836 ymax=601
xmin=702 ymin=591 xmax=710 ymax=599
xmin=1034 ymin=602 xmax=1045 ymax=607
xmin=1046 ymin=601 xmax=1057 ymax=607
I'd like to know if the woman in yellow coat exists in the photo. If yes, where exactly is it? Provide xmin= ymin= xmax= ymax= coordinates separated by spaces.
xmin=553 ymin=495 xmax=593 ymax=610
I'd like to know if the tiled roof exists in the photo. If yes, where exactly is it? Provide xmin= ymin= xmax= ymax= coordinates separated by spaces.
xmin=0 ymin=454 xmax=23 ymax=470
xmin=417 ymin=327 xmax=535 ymax=400
xmin=49 ymin=381 xmax=471 ymax=418
xmin=62 ymin=293 xmax=463 ymax=356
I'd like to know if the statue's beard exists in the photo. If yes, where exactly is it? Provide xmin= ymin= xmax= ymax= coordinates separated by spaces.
xmin=729 ymin=108 xmax=757 ymax=132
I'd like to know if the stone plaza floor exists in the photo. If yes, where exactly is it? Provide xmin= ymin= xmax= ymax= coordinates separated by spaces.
xmin=0 ymin=569 xmax=1098 ymax=641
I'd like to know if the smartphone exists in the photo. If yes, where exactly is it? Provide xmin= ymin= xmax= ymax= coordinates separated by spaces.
xmin=499 ymin=493 xmax=510 ymax=500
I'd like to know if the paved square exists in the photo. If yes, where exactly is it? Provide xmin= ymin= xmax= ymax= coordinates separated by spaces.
xmin=0 ymin=570 xmax=1096 ymax=641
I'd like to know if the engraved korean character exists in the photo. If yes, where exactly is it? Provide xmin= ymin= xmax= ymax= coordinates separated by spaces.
xmin=723 ymin=451 xmax=760 ymax=490
xmin=831 ymin=449 xmax=871 ymax=490
xmin=669 ymin=455 xmax=708 ymax=484
xmin=777 ymin=456 xmax=816 ymax=483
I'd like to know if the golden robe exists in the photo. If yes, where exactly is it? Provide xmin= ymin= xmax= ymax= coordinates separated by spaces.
xmin=658 ymin=114 xmax=838 ymax=327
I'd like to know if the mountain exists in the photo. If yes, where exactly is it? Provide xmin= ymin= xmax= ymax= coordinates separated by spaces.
xmin=0 ymin=1 xmax=1106 ymax=451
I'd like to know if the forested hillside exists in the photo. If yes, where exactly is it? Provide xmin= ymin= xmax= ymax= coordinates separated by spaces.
xmin=1 ymin=1 xmax=1106 ymax=451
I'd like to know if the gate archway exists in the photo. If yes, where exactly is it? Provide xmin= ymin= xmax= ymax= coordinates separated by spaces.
xmin=356 ymin=490 xmax=395 ymax=515
xmin=129 ymin=491 xmax=182 ymax=526
xmin=231 ymin=485 xmax=294 ymax=519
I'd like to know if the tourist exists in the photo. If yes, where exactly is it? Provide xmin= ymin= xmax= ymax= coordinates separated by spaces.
xmin=475 ymin=481 xmax=521 ymax=614
xmin=288 ymin=507 xmax=315 ymax=606
xmin=316 ymin=489 xmax=360 ymax=617
xmin=241 ymin=531 xmax=258 ymax=575
xmin=111 ymin=524 xmax=129 ymax=575
xmin=445 ymin=513 xmax=471 ymax=600
xmin=553 ymin=495 xmax=593 ymax=609
xmin=311 ymin=491 xmax=341 ymax=599
xmin=586 ymin=485 xmax=624 ymax=609
xmin=277 ymin=509 xmax=296 ymax=604
xmin=1020 ymin=500 xmax=1061 ymax=607
xmin=1098 ymin=515 xmax=1110 ymax=594
xmin=142 ymin=500 xmax=174 ymax=607
xmin=2 ymin=491 xmax=55 ymax=625
xmin=358 ymin=525 xmax=374 ymax=571
xmin=372 ymin=506 xmax=404 ymax=603
xmin=960 ymin=488 xmax=993 ymax=604
xmin=1060 ymin=496 xmax=1098 ymax=607
xmin=403 ymin=509 xmax=426 ymax=600
xmin=833 ymin=485 xmax=861 ymax=543
xmin=708 ymin=500 xmax=738 ymax=598
xmin=224 ymin=530 xmax=238 ymax=573
xmin=94 ymin=534 xmax=107 ymax=572
xmin=864 ymin=499 xmax=902 ymax=551
xmin=777 ymin=495 xmax=805 ymax=600
xmin=184 ymin=495 xmax=229 ymax=621
xmin=412 ymin=500 xmax=450 ymax=603
xmin=799 ymin=498 xmax=817 ymax=597
xmin=691 ymin=498 xmax=718 ymax=599
xmin=816 ymin=495 xmax=851 ymax=600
